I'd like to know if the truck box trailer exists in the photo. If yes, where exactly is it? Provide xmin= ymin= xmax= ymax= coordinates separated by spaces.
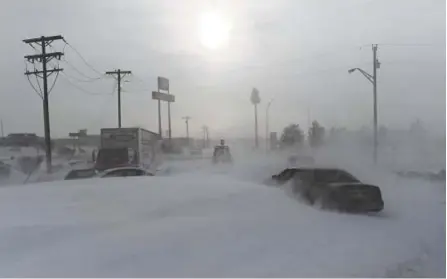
xmin=95 ymin=127 xmax=162 ymax=173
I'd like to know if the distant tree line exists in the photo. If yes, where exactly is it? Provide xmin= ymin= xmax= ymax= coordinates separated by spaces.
xmin=279 ymin=121 xmax=325 ymax=149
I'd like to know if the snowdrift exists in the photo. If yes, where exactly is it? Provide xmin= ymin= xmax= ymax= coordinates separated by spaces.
xmin=0 ymin=170 xmax=444 ymax=277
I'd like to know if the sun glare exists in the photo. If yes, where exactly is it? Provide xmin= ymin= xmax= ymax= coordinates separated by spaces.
xmin=199 ymin=11 xmax=230 ymax=50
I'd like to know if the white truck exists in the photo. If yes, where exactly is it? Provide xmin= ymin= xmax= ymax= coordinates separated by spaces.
xmin=94 ymin=127 xmax=163 ymax=174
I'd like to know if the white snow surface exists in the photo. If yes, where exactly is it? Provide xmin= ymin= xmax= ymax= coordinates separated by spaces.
xmin=0 ymin=144 xmax=445 ymax=277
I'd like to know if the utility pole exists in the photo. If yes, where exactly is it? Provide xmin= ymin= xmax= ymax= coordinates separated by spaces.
xmin=307 ymin=107 xmax=311 ymax=130
xmin=202 ymin=126 xmax=206 ymax=148
xmin=105 ymin=69 xmax=132 ymax=128
xmin=168 ymin=90 xmax=172 ymax=141
xmin=202 ymin=125 xmax=209 ymax=148
xmin=266 ymin=99 xmax=274 ymax=151
xmin=348 ymin=44 xmax=380 ymax=164
xmin=372 ymin=44 xmax=378 ymax=165
xmin=0 ymin=119 xmax=4 ymax=138
xmin=255 ymin=104 xmax=259 ymax=148
xmin=183 ymin=116 xmax=191 ymax=146
xmin=24 ymin=35 xmax=64 ymax=173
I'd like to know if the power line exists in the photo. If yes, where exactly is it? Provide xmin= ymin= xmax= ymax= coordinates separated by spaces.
xmin=23 ymin=61 xmax=43 ymax=98
xmin=47 ymin=52 xmax=111 ymax=97
xmin=33 ymin=54 xmax=61 ymax=96
xmin=60 ymin=72 xmax=111 ymax=96
xmin=377 ymin=43 xmax=435 ymax=47
xmin=26 ymin=73 xmax=43 ymax=99
xmin=61 ymin=59 xmax=104 ymax=82
xmin=49 ymin=44 xmax=104 ymax=82
xmin=47 ymin=70 xmax=61 ymax=94
xmin=62 ymin=39 xmax=104 ymax=76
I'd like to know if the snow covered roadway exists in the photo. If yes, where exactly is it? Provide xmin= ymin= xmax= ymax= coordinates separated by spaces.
xmin=0 ymin=150 xmax=444 ymax=277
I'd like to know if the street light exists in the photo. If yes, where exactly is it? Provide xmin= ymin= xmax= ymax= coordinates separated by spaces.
xmin=348 ymin=44 xmax=379 ymax=164
xmin=250 ymin=88 xmax=261 ymax=148
xmin=266 ymin=98 xmax=274 ymax=151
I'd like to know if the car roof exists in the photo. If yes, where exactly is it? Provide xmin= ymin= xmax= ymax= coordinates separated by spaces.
xmin=287 ymin=167 xmax=360 ymax=181
xmin=287 ymin=166 xmax=346 ymax=171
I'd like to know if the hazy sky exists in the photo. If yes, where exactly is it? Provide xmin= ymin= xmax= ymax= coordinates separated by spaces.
xmin=0 ymin=0 xmax=445 ymax=138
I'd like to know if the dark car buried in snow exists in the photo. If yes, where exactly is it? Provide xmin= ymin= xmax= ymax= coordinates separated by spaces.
xmin=271 ymin=167 xmax=384 ymax=213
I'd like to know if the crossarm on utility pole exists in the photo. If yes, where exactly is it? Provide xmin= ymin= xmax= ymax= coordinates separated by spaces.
xmin=23 ymin=35 xmax=64 ymax=44
xmin=25 ymin=68 xmax=63 ymax=76
xmin=106 ymin=71 xmax=131 ymax=75
xmin=25 ymin=52 xmax=63 ymax=62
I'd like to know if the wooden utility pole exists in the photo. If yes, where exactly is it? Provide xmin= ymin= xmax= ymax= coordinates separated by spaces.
xmin=266 ymin=99 xmax=273 ymax=151
xmin=24 ymin=35 xmax=64 ymax=173
xmin=105 ymin=69 xmax=131 ymax=128
xmin=182 ymin=116 xmax=191 ymax=146
xmin=202 ymin=125 xmax=209 ymax=148
xmin=0 ymin=119 xmax=4 ymax=138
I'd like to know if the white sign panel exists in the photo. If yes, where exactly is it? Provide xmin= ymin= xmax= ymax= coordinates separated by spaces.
xmin=251 ymin=87 xmax=261 ymax=104
xmin=152 ymin=91 xmax=175 ymax=102
xmin=158 ymin=77 xmax=169 ymax=91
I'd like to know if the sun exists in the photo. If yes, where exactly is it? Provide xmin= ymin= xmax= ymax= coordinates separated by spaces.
xmin=198 ymin=11 xmax=230 ymax=50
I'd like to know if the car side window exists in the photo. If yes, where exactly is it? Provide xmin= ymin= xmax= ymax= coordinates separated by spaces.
xmin=134 ymin=169 xmax=146 ymax=176
xmin=125 ymin=169 xmax=138 ymax=176
xmin=104 ymin=170 xmax=125 ymax=177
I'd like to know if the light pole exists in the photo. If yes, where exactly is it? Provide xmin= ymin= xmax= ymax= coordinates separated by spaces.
xmin=348 ymin=44 xmax=380 ymax=164
xmin=266 ymin=99 xmax=274 ymax=151
xmin=250 ymin=88 xmax=261 ymax=148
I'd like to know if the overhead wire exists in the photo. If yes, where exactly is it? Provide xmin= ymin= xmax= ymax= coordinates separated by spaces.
xmin=47 ymin=70 xmax=60 ymax=95
xmin=25 ymin=74 xmax=44 ymax=99
xmin=33 ymin=64 xmax=44 ymax=96
xmin=49 ymin=44 xmax=104 ymax=82
xmin=45 ymin=48 xmax=113 ymax=97
xmin=377 ymin=43 xmax=436 ymax=47
xmin=60 ymin=61 xmax=104 ymax=82
xmin=62 ymin=39 xmax=104 ymax=76
xmin=59 ymin=72 xmax=112 ymax=96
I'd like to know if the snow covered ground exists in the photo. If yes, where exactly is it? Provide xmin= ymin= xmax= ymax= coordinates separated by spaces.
xmin=0 ymin=141 xmax=444 ymax=277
